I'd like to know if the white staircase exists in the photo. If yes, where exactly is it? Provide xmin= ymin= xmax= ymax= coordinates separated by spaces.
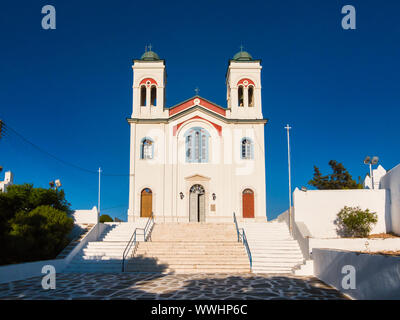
xmin=63 ymin=222 xmax=145 ymax=273
xmin=239 ymin=221 xmax=305 ymax=274
xmin=126 ymin=223 xmax=250 ymax=273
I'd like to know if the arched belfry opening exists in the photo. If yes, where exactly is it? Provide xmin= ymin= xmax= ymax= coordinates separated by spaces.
xmin=248 ymin=86 xmax=254 ymax=107
xmin=238 ymin=86 xmax=244 ymax=107
xmin=140 ymin=86 xmax=147 ymax=106
xmin=189 ymin=184 xmax=206 ymax=222
xmin=150 ymin=85 xmax=157 ymax=106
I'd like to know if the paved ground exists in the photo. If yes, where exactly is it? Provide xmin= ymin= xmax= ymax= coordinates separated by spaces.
xmin=0 ymin=273 xmax=348 ymax=300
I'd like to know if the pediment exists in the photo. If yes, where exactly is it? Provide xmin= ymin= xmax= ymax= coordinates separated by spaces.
xmin=185 ymin=174 xmax=211 ymax=182
xmin=168 ymin=96 xmax=226 ymax=117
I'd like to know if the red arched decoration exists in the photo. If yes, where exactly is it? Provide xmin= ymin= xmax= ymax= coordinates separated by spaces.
xmin=139 ymin=78 xmax=158 ymax=87
xmin=237 ymin=78 xmax=255 ymax=88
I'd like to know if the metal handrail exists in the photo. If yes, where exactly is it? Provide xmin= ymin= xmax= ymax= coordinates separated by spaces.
xmin=143 ymin=212 xmax=154 ymax=241
xmin=233 ymin=212 xmax=240 ymax=242
xmin=233 ymin=212 xmax=252 ymax=270
xmin=240 ymin=228 xmax=252 ymax=270
xmin=122 ymin=228 xmax=137 ymax=272
xmin=121 ymin=213 xmax=154 ymax=272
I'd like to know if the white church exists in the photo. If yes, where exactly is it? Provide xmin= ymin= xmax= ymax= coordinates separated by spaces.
xmin=127 ymin=48 xmax=268 ymax=223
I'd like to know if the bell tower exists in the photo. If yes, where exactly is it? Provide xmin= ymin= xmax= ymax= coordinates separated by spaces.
xmin=131 ymin=46 xmax=168 ymax=119
xmin=226 ymin=48 xmax=263 ymax=119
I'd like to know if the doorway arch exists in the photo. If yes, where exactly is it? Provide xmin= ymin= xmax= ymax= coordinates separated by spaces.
xmin=242 ymin=189 xmax=254 ymax=218
xmin=140 ymin=188 xmax=152 ymax=217
xmin=189 ymin=184 xmax=205 ymax=222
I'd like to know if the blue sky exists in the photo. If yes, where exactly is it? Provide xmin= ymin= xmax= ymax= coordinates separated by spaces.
xmin=0 ymin=0 xmax=399 ymax=221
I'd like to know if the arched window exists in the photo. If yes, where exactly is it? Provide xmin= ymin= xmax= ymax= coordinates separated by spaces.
xmin=248 ymin=86 xmax=254 ymax=107
xmin=238 ymin=86 xmax=244 ymax=107
xmin=185 ymin=127 xmax=209 ymax=163
xmin=150 ymin=86 xmax=157 ymax=106
xmin=140 ymin=85 xmax=147 ymax=106
xmin=241 ymin=138 xmax=253 ymax=159
xmin=140 ymin=138 xmax=154 ymax=159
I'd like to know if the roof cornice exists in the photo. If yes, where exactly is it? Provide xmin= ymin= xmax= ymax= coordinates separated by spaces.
xmin=127 ymin=106 xmax=268 ymax=125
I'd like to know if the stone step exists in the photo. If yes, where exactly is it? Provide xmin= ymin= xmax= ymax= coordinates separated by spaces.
xmin=135 ymin=251 xmax=245 ymax=256
xmin=136 ymin=243 xmax=244 ymax=248
xmin=252 ymin=256 xmax=304 ymax=261
xmin=124 ymin=268 xmax=250 ymax=274
xmin=75 ymin=259 xmax=123 ymax=262
xmin=68 ymin=258 xmax=122 ymax=264
xmin=126 ymin=263 xmax=250 ymax=269
xmin=136 ymin=246 xmax=244 ymax=251
xmin=130 ymin=259 xmax=251 ymax=265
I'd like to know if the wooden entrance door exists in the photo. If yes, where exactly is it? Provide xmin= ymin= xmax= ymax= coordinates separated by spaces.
xmin=140 ymin=188 xmax=152 ymax=217
xmin=189 ymin=184 xmax=205 ymax=222
xmin=242 ymin=189 xmax=254 ymax=218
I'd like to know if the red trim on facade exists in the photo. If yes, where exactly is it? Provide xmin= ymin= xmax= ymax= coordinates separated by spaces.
xmin=237 ymin=78 xmax=255 ymax=87
xmin=139 ymin=78 xmax=158 ymax=86
xmin=173 ymin=115 xmax=222 ymax=136
xmin=169 ymin=97 xmax=226 ymax=117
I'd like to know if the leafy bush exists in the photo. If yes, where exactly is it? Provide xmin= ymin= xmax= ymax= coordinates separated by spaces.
xmin=335 ymin=206 xmax=378 ymax=238
xmin=99 ymin=214 xmax=113 ymax=223
xmin=0 ymin=184 xmax=73 ymax=265
xmin=9 ymin=205 xmax=74 ymax=262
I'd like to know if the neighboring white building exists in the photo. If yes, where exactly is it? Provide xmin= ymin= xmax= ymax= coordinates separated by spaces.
xmin=127 ymin=49 xmax=268 ymax=223
xmin=380 ymin=163 xmax=400 ymax=235
xmin=70 ymin=206 xmax=99 ymax=225
xmin=0 ymin=171 xmax=13 ymax=192
xmin=363 ymin=165 xmax=387 ymax=189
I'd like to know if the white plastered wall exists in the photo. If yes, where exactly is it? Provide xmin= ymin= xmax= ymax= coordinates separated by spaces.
xmin=127 ymin=109 xmax=267 ymax=222
xmin=293 ymin=189 xmax=387 ymax=238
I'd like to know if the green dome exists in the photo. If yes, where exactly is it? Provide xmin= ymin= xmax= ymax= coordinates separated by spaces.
xmin=233 ymin=51 xmax=253 ymax=61
xmin=141 ymin=50 xmax=160 ymax=61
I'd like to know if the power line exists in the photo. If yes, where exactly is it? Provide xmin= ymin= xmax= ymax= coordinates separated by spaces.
xmin=1 ymin=120 xmax=133 ymax=176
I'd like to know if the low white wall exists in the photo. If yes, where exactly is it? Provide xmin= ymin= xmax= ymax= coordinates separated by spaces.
xmin=380 ymin=164 xmax=400 ymax=235
xmin=64 ymin=223 xmax=107 ymax=264
xmin=0 ymin=259 xmax=66 ymax=284
xmin=293 ymin=189 xmax=387 ymax=238
xmin=309 ymin=238 xmax=400 ymax=255
xmin=313 ymin=248 xmax=400 ymax=300
xmin=70 ymin=206 xmax=98 ymax=224
xmin=0 ymin=223 xmax=107 ymax=284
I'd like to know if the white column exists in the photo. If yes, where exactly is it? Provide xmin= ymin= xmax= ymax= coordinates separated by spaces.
xmin=128 ymin=123 xmax=136 ymax=222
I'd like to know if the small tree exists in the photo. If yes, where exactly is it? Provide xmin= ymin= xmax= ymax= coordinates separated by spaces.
xmin=335 ymin=206 xmax=378 ymax=238
xmin=99 ymin=214 xmax=113 ymax=223
xmin=9 ymin=205 xmax=74 ymax=263
xmin=308 ymin=160 xmax=363 ymax=190
xmin=0 ymin=184 xmax=73 ymax=265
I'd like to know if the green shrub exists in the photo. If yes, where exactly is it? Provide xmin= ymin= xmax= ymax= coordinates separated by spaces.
xmin=99 ymin=214 xmax=113 ymax=223
xmin=8 ymin=205 xmax=74 ymax=263
xmin=0 ymin=184 xmax=73 ymax=265
xmin=335 ymin=206 xmax=378 ymax=238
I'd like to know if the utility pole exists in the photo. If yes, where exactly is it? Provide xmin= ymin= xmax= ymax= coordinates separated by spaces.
xmin=98 ymin=167 xmax=102 ymax=219
xmin=97 ymin=167 xmax=102 ymax=239
xmin=284 ymin=124 xmax=293 ymax=235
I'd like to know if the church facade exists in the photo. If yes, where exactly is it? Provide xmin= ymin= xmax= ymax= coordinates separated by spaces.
xmin=127 ymin=48 xmax=268 ymax=223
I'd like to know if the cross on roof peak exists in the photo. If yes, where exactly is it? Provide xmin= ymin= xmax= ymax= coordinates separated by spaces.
xmin=240 ymin=44 xmax=244 ymax=52
xmin=148 ymin=43 xmax=152 ymax=51
xmin=194 ymin=87 xmax=200 ymax=95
